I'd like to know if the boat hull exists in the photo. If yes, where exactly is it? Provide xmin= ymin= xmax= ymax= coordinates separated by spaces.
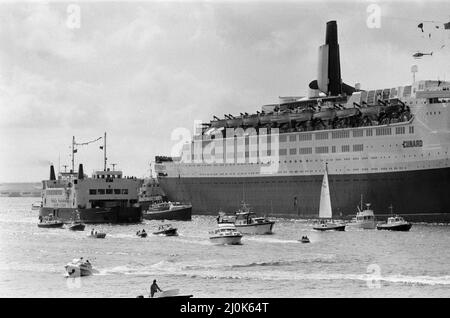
xmin=313 ymin=224 xmax=346 ymax=231
xmin=235 ymin=222 xmax=274 ymax=235
xmin=143 ymin=206 xmax=192 ymax=221
xmin=37 ymin=222 xmax=64 ymax=228
xmin=68 ymin=223 xmax=85 ymax=231
xmin=89 ymin=233 xmax=106 ymax=238
xmin=158 ymin=168 xmax=450 ymax=222
xmin=377 ymin=223 xmax=412 ymax=231
xmin=153 ymin=228 xmax=178 ymax=236
xmin=209 ymin=235 xmax=242 ymax=245
xmin=346 ymin=221 xmax=376 ymax=230
xmin=39 ymin=206 xmax=142 ymax=224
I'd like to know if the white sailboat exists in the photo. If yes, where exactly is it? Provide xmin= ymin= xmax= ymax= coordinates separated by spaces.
xmin=313 ymin=164 xmax=346 ymax=231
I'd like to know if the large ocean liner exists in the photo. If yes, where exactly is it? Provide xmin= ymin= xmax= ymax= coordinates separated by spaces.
xmin=155 ymin=21 xmax=450 ymax=222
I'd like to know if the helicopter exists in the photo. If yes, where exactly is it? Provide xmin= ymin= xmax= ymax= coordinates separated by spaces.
xmin=413 ymin=51 xmax=433 ymax=58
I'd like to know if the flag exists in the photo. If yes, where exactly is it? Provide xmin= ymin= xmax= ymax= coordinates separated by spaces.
xmin=99 ymin=146 xmax=103 ymax=150
xmin=444 ymin=22 xmax=450 ymax=30
xmin=73 ymin=149 xmax=77 ymax=153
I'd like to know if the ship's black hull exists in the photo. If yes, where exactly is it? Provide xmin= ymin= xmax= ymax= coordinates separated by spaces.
xmin=158 ymin=168 xmax=450 ymax=223
xmin=39 ymin=207 xmax=142 ymax=224
xmin=143 ymin=206 xmax=192 ymax=221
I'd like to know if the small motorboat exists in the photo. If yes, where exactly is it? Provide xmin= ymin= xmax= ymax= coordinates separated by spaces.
xmin=136 ymin=230 xmax=148 ymax=238
xmin=64 ymin=258 xmax=94 ymax=277
xmin=299 ymin=236 xmax=310 ymax=243
xmin=37 ymin=215 xmax=64 ymax=228
xmin=68 ymin=222 xmax=85 ymax=231
xmin=313 ymin=220 xmax=346 ymax=231
xmin=31 ymin=201 xmax=42 ymax=211
xmin=209 ymin=223 xmax=243 ymax=245
xmin=137 ymin=289 xmax=193 ymax=299
xmin=346 ymin=199 xmax=376 ymax=230
xmin=377 ymin=215 xmax=412 ymax=232
xmin=152 ymin=224 xmax=178 ymax=236
xmin=88 ymin=229 xmax=106 ymax=238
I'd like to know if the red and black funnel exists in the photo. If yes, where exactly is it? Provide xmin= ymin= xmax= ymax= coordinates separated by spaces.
xmin=78 ymin=164 xmax=84 ymax=180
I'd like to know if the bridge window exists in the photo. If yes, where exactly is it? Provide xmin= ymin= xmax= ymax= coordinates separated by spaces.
xmin=122 ymin=189 xmax=128 ymax=195
xmin=114 ymin=189 xmax=121 ymax=195
xmin=106 ymin=189 xmax=113 ymax=194
xmin=89 ymin=189 xmax=97 ymax=195
xmin=98 ymin=189 xmax=105 ymax=195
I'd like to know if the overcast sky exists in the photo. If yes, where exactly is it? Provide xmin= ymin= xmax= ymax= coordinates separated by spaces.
xmin=0 ymin=0 xmax=449 ymax=182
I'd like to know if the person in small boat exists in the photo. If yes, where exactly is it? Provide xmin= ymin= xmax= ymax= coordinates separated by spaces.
xmin=91 ymin=229 xmax=94 ymax=235
xmin=150 ymin=279 xmax=162 ymax=298
xmin=142 ymin=229 xmax=146 ymax=233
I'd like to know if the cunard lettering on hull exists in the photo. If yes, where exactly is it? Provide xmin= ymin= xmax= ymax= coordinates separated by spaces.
xmin=154 ymin=21 xmax=450 ymax=222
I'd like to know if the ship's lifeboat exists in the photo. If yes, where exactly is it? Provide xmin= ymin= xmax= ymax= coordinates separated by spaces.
xmin=226 ymin=117 xmax=243 ymax=127
xmin=335 ymin=108 xmax=360 ymax=119
xmin=242 ymin=115 xmax=260 ymax=126
xmin=313 ymin=108 xmax=337 ymax=121
xmin=259 ymin=113 xmax=275 ymax=125
xmin=359 ymin=105 xmax=385 ymax=119
xmin=210 ymin=119 xmax=228 ymax=128
xmin=289 ymin=109 xmax=314 ymax=122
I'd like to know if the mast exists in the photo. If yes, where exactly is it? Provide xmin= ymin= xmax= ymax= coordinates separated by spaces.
xmin=103 ymin=132 xmax=107 ymax=171
xmin=72 ymin=136 xmax=75 ymax=172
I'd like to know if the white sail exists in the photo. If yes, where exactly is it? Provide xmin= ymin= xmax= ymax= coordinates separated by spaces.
xmin=318 ymin=165 xmax=332 ymax=219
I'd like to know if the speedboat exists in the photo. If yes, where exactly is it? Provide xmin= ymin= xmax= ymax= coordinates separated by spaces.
xmin=88 ymin=229 xmax=106 ymax=238
xmin=346 ymin=202 xmax=376 ymax=230
xmin=136 ymin=230 xmax=148 ymax=238
xmin=377 ymin=215 xmax=412 ymax=231
xmin=209 ymin=223 xmax=243 ymax=245
xmin=37 ymin=215 xmax=64 ymax=228
xmin=31 ymin=201 xmax=42 ymax=210
xmin=68 ymin=222 xmax=85 ymax=231
xmin=218 ymin=202 xmax=274 ymax=235
xmin=152 ymin=224 xmax=178 ymax=236
xmin=299 ymin=236 xmax=310 ymax=243
xmin=64 ymin=258 xmax=94 ymax=277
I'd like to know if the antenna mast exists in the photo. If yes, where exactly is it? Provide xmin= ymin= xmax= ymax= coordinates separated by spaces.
xmin=72 ymin=136 xmax=75 ymax=172
xmin=103 ymin=132 xmax=107 ymax=171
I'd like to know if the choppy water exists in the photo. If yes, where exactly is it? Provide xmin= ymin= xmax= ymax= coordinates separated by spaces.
xmin=0 ymin=197 xmax=449 ymax=298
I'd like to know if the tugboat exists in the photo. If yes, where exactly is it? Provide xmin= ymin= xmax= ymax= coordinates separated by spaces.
xmin=65 ymin=257 xmax=94 ymax=277
xmin=346 ymin=196 xmax=376 ymax=230
xmin=39 ymin=133 xmax=143 ymax=224
xmin=313 ymin=164 xmax=345 ymax=231
xmin=217 ymin=202 xmax=275 ymax=235
xmin=377 ymin=206 xmax=412 ymax=231
xmin=209 ymin=223 xmax=243 ymax=245
xmin=143 ymin=201 xmax=192 ymax=221
xmin=37 ymin=215 xmax=64 ymax=228
xmin=152 ymin=224 xmax=178 ymax=236
xmin=136 ymin=229 xmax=148 ymax=238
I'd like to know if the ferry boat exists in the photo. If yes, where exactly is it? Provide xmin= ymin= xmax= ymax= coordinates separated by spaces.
xmin=39 ymin=133 xmax=143 ymax=224
xmin=155 ymin=21 xmax=450 ymax=223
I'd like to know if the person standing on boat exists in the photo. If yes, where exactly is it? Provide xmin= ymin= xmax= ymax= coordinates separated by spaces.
xmin=150 ymin=279 xmax=162 ymax=297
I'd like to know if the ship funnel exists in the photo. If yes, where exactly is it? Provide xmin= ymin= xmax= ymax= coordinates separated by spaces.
xmin=78 ymin=164 xmax=84 ymax=180
xmin=50 ymin=165 xmax=56 ymax=180
xmin=309 ymin=21 xmax=356 ymax=96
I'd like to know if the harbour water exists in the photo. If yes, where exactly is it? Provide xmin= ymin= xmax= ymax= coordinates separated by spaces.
xmin=0 ymin=197 xmax=449 ymax=298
